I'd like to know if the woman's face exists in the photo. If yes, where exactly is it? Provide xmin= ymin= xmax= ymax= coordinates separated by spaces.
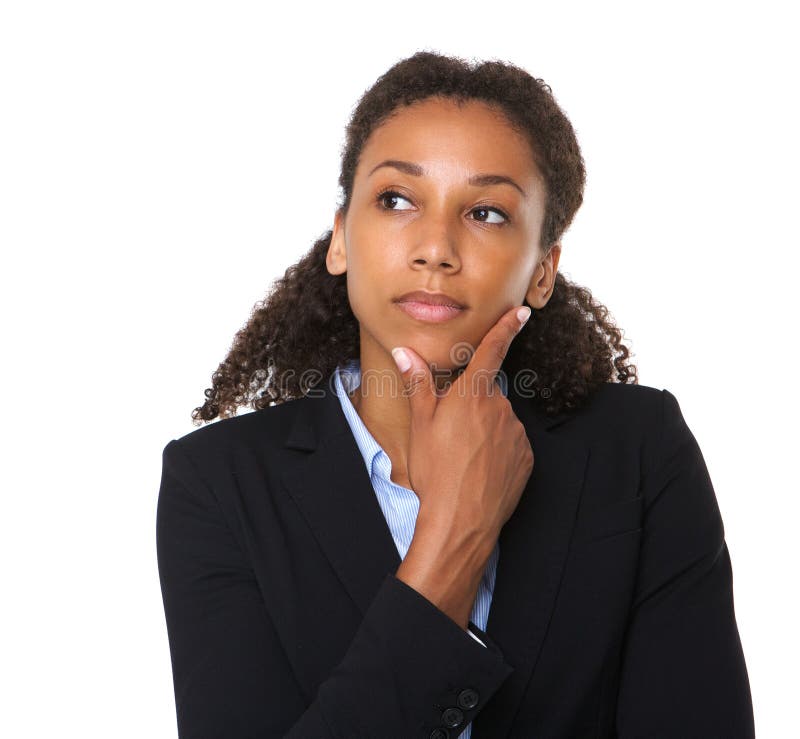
xmin=327 ymin=96 xmax=559 ymax=377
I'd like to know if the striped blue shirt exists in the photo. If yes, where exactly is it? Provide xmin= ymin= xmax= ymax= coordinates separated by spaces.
xmin=332 ymin=358 xmax=502 ymax=739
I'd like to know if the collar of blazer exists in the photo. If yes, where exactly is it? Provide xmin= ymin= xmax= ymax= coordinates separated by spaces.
xmin=280 ymin=374 xmax=590 ymax=735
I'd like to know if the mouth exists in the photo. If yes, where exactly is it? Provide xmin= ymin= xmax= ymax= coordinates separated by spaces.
xmin=393 ymin=290 xmax=467 ymax=324
xmin=394 ymin=300 xmax=465 ymax=324
xmin=394 ymin=290 xmax=466 ymax=309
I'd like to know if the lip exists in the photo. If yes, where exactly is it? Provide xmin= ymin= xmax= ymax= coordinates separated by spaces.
xmin=395 ymin=300 xmax=465 ymax=323
xmin=395 ymin=290 xmax=466 ymax=309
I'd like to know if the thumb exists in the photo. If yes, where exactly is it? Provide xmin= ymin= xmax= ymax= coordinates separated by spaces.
xmin=391 ymin=346 xmax=438 ymax=421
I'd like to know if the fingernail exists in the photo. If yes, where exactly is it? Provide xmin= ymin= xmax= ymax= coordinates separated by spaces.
xmin=517 ymin=306 xmax=531 ymax=326
xmin=391 ymin=347 xmax=411 ymax=372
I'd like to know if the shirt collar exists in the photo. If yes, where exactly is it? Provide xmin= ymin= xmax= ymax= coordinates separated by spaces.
xmin=332 ymin=358 xmax=385 ymax=480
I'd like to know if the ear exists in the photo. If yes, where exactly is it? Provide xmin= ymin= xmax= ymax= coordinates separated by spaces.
xmin=326 ymin=209 xmax=347 ymax=276
xmin=525 ymin=242 xmax=561 ymax=308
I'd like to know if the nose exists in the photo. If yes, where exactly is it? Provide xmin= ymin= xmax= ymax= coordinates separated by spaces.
xmin=407 ymin=210 xmax=462 ymax=271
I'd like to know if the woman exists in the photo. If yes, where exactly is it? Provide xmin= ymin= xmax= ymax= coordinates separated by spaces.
xmin=156 ymin=51 xmax=755 ymax=738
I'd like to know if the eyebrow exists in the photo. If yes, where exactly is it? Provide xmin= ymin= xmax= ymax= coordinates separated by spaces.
xmin=367 ymin=159 xmax=528 ymax=197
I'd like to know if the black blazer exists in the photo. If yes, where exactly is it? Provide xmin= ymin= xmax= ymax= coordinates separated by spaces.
xmin=156 ymin=376 xmax=755 ymax=738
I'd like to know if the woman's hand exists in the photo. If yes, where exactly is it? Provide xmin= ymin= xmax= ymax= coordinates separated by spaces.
xmin=391 ymin=305 xmax=534 ymax=542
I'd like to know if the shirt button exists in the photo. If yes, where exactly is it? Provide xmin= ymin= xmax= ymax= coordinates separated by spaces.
xmin=457 ymin=687 xmax=480 ymax=710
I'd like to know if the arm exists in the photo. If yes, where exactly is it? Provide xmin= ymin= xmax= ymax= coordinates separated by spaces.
xmin=615 ymin=389 xmax=755 ymax=737
xmin=156 ymin=439 xmax=513 ymax=738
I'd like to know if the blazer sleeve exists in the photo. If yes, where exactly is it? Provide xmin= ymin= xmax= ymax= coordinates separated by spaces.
xmin=615 ymin=389 xmax=755 ymax=737
xmin=156 ymin=438 xmax=513 ymax=739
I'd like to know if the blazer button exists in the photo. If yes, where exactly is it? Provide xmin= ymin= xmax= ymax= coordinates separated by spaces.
xmin=429 ymin=730 xmax=449 ymax=739
xmin=441 ymin=707 xmax=465 ymax=728
xmin=457 ymin=688 xmax=480 ymax=710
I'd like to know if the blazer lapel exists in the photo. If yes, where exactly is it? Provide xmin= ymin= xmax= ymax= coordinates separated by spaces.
xmin=279 ymin=383 xmax=403 ymax=617
xmin=279 ymin=377 xmax=589 ymax=739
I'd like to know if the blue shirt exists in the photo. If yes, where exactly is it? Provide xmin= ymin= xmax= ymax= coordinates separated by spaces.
xmin=332 ymin=358 xmax=502 ymax=738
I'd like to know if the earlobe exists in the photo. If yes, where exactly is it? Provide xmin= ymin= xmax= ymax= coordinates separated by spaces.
xmin=524 ymin=266 xmax=547 ymax=310
xmin=525 ymin=242 xmax=561 ymax=308
xmin=326 ymin=244 xmax=346 ymax=276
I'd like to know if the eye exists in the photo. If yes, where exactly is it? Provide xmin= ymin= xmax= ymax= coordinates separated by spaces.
xmin=377 ymin=189 xmax=414 ymax=211
xmin=470 ymin=206 xmax=509 ymax=225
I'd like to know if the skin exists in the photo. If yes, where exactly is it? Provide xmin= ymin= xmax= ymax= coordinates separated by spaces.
xmin=326 ymin=96 xmax=561 ymax=489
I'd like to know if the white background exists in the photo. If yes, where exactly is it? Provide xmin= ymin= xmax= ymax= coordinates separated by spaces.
xmin=2 ymin=1 xmax=797 ymax=736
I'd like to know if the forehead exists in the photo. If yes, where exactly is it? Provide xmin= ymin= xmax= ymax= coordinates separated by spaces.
xmin=357 ymin=97 xmax=543 ymax=188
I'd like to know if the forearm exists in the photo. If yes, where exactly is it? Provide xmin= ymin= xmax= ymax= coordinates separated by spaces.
xmin=396 ymin=513 xmax=497 ymax=630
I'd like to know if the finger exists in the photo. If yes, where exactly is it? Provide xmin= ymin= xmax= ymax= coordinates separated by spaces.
xmin=461 ymin=305 xmax=531 ymax=394
xmin=391 ymin=346 xmax=437 ymax=422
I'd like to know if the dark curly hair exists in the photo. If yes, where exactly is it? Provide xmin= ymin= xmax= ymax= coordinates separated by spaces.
xmin=191 ymin=50 xmax=637 ymax=425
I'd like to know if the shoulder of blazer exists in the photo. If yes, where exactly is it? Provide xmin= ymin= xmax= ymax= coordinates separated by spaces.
xmin=577 ymin=380 xmax=665 ymax=431
xmin=168 ymin=393 xmax=320 ymax=468
xmin=567 ymin=382 xmax=668 ymax=475
xmin=514 ymin=379 xmax=666 ymax=438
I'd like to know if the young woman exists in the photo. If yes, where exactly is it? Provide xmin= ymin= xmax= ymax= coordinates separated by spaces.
xmin=156 ymin=51 xmax=755 ymax=738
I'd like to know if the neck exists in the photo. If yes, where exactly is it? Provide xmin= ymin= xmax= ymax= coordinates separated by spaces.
xmin=345 ymin=350 xmax=459 ymax=488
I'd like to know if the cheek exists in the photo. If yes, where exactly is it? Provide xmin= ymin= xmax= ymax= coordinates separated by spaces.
xmin=470 ymin=261 xmax=526 ymax=304
xmin=484 ymin=254 xmax=538 ymax=303
xmin=343 ymin=251 xmax=396 ymax=325
xmin=345 ymin=236 xmax=404 ymax=294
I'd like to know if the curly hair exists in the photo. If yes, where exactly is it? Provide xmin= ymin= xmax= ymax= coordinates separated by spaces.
xmin=191 ymin=50 xmax=637 ymax=425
